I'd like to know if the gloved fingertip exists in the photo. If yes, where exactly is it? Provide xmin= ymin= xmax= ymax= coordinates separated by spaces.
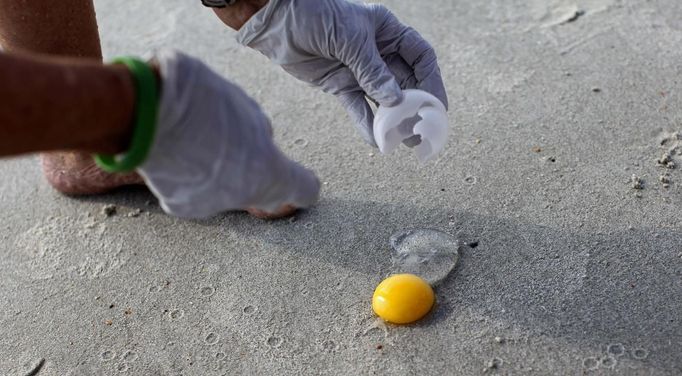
xmin=355 ymin=123 xmax=378 ymax=148
xmin=438 ymin=93 xmax=449 ymax=111
xmin=290 ymin=165 xmax=321 ymax=208
xmin=420 ymin=79 xmax=449 ymax=110
xmin=433 ymin=81 xmax=449 ymax=110
xmin=378 ymin=80 xmax=404 ymax=108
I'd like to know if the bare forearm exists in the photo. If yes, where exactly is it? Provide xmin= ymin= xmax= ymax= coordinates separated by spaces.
xmin=0 ymin=52 xmax=134 ymax=156
xmin=212 ymin=0 xmax=269 ymax=30
xmin=0 ymin=0 xmax=102 ymax=58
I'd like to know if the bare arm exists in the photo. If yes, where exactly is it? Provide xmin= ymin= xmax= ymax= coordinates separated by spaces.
xmin=212 ymin=0 xmax=269 ymax=30
xmin=0 ymin=52 xmax=135 ymax=156
xmin=0 ymin=0 xmax=102 ymax=58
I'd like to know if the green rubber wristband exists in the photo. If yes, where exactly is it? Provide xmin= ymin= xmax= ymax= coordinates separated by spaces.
xmin=94 ymin=57 xmax=159 ymax=173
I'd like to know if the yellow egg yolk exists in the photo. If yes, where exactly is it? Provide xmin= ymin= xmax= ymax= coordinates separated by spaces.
xmin=372 ymin=274 xmax=435 ymax=324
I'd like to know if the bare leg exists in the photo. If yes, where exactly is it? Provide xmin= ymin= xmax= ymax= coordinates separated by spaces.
xmin=0 ymin=0 xmax=143 ymax=195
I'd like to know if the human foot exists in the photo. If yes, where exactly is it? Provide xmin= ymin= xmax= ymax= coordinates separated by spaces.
xmin=41 ymin=151 xmax=144 ymax=195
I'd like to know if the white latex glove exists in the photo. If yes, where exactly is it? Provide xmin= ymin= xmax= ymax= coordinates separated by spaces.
xmin=138 ymin=50 xmax=320 ymax=219
xmin=237 ymin=0 xmax=448 ymax=147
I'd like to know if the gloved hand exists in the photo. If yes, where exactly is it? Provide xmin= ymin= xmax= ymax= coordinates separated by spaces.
xmin=236 ymin=0 xmax=448 ymax=147
xmin=138 ymin=50 xmax=320 ymax=219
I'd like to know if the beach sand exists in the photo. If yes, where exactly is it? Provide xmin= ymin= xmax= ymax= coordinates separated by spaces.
xmin=1 ymin=0 xmax=681 ymax=374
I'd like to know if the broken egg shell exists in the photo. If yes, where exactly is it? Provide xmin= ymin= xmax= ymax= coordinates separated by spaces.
xmin=414 ymin=107 xmax=449 ymax=162
xmin=373 ymin=89 xmax=449 ymax=162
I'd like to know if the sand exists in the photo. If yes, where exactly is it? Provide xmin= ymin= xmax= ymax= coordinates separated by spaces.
xmin=1 ymin=0 xmax=681 ymax=374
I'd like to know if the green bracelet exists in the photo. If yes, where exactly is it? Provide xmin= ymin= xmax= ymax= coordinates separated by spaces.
xmin=94 ymin=57 xmax=159 ymax=173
